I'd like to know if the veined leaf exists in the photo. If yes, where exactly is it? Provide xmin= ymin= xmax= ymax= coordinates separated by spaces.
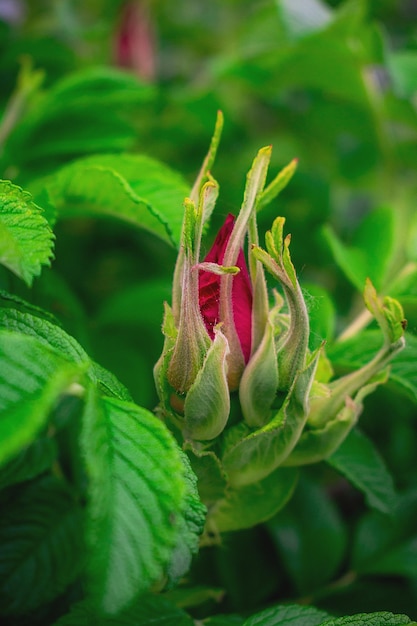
xmin=0 ymin=475 xmax=84 ymax=616
xmin=320 ymin=611 xmax=414 ymax=626
xmin=81 ymin=390 xmax=188 ymax=614
xmin=165 ymin=451 xmax=206 ymax=588
xmin=0 ymin=306 xmax=134 ymax=406
xmin=0 ymin=307 xmax=89 ymax=364
xmin=0 ymin=330 xmax=85 ymax=466
xmin=42 ymin=153 xmax=189 ymax=246
xmin=0 ymin=435 xmax=57 ymax=490
xmin=52 ymin=594 xmax=194 ymax=626
xmin=0 ymin=180 xmax=54 ymax=285
xmin=243 ymin=603 xmax=330 ymax=626
xmin=328 ymin=428 xmax=398 ymax=515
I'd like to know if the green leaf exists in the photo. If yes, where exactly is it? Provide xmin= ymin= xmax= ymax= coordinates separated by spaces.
xmin=81 ymin=390 xmax=187 ymax=614
xmin=351 ymin=489 xmax=417 ymax=578
xmin=0 ymin=307 xmax=89 ymax=365
xmin=89 ymin=361 xmax=133 ymax=402
xmin=323 ymin=205 xmax=397 ymax=292
xmin=165 ymin=451 xmax=206 ymax=588
xmin=7 ymin=67 xmax=155 ymax=166
xmin=0 ymin=180 xmax=54 ymax=285
xmin=184 ymin=445 xmax=228 ymax=506
xmin=320 ymin=611 xmax=413 ymax=626
xmin=243 ymin=602 xmax=330 ymax=626
xmin=0 ymin=307 xmax=133 ymax=402
xmin=42 ymin=153 xmax=189 ymax=246
xmin=52 ymin=594 xmax=194 ymax=626
xmin=0 ymin=330 xmax=85 ymax=466
xmin=328 ymin=428 xmax=398 ymax=515
xmin=268 ymin=477 xmax=347 ymax=594
xmin=327 ymin=330 xmax=417 ymax=403
xmin=0 ymin=289 xmax=60 ymax=325
xmin=207 ymin=466 xmax=298 ymax=533
xmin=0 ymin=435 xmax=57 ymax=490
xmin=0 ymin=475 xmax=84 ymax=616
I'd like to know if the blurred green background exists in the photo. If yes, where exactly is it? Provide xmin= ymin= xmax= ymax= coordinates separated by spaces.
xmin=1 ymin=0 xmax=417 ymax=618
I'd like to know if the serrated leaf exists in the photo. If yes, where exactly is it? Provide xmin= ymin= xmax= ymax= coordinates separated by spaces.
xmin=328 ymin=428 xmax=398 ymax=514
xmin=0 ymin=435 xmax=57 ymax=490
xmin=52 ymin=594 xmax=194 ymax=626
xmin=0 ymin=180 xmax=54 ymax=285
xmin=207 ymin=466 xmax=298 ymax=533
xmin=89 ymin=361 xmax=133 ymax=402
xmin=42 ymin=153 xmax=189 ymax=246
xmin=81 ymin=390 xmax=187 ymax=614
xmin=0 ymin=475 xmax=84 ymax=616
xmin=320 ymin=611 xmax=413 ymax=626
xmin=0 ymin=289 xmax=60 ymax=325
xmin=0 ymin=330 xmax=85 ymax=466
xmin=243 ymin=602 xmax=330 ymax=626
xmin=165 ymin=451 xmax=206 ymax=588
xmin=0 ymin=307 xmax=89 ymax=364
xmin=0 ymin=307 xmax=132 ymax=402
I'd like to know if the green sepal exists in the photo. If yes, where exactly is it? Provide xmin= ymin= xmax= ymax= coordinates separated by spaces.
xmin=258 ymin=158 xmax=298 ymax=212
xmin=190 ymin=110 xmax=224 ymax=204
xmin=239 ymin=316 xmax=278 ymax=428
xmin=222 ymin=348 xmax=320 ymax=487
xmin=153 ymin=302 xmax=178 ymax=414
xmin=253 ymin=218 xmax=310 ymax=391
xmin=220 ymin=145 xmax=272 ymax=390
xmin=283 ymin=373 xmax=387 ymax=466
xmin=364 ymin=278 xmax=406 ymax=346
xmin=308 ymin=281 xmax=405 ymax=429
xmin=183 ymin=328 xmax=230 ymax=441
xmin=206 ymin=465 xmax=299 ymax=535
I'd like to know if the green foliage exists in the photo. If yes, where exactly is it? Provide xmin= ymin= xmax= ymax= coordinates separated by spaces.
xmin=52 ymin=594 xmax=194 ymax=625
xmin=39 ymin=153 xmax=189 ymax=245
xmin=0 ymin=180 xmax=54 ymax=285
xmin=81 ymin=390 xmax=192 ymax=614
xmin=0 ymin=475 xmax=84 ymax=616
xmin=0 ymin=0 xmax=417 ymax=623
xmin=328 ymin=428 xmax=398 ymax=514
